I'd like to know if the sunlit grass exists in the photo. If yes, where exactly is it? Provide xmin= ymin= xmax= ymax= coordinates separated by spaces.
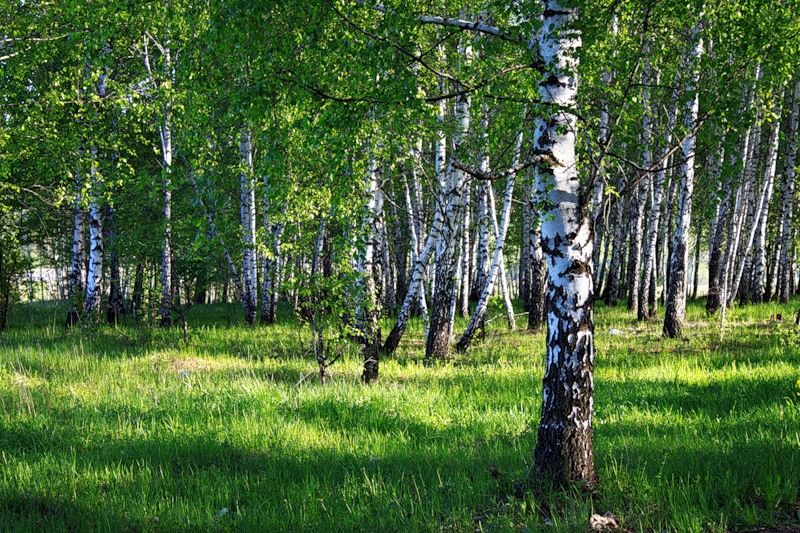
xmin=0 ymin=298 xmax=798 ymax=531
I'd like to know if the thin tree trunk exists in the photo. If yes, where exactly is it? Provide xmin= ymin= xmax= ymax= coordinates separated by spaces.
xmin=260 ymin=170 xmax=284 ymax=324
xmin=691 ymin=225 xmax=701 ymax=300
xmin=487 ymin=167 xmax=516 ymax=330
xmin=426 ymin=55 xmax=470 ymax=361
xmin=639 ymin=86 xmax=679 ymax=320
xmin=83 ymin=147 xmax=104 ymax=318
xmin=459 ymin=183 xmax=471 ymax=318
xmin=66 ymin=168 xmax=86 ymax=327
xmin=752 ymin=98 xmax=782 ymax=303
xmin=358 ymin=151 xmax=383 ymax=382
xmin=778 ymin=78 xmax=800 ymax=303
xmin=628 ymin=50 xmax=652 ymax=315
xmin=105 ymin=205 xmax=122 ymax=325
xmin=240 ymin=128 xmax=258 ymax=325
xmin=663 ymin=23 xmax=702 ymax=338
xmin=706 ymin=141 xmax=732 ymax=315
xmin=456 ymin=134 xmax=518 ymax=351
xmin=604 ymin=197 xmax=625 ymax=306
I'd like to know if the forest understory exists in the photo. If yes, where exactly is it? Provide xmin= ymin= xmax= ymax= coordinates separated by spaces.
xmin=1 ymin=298 xmax=798 ymax=532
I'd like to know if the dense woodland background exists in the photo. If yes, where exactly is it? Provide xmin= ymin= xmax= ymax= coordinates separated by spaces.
xmin=2 ymin=0 xmax=800 ymax=528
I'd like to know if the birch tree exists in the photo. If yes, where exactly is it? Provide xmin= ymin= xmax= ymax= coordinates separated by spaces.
xmin=531 ymin=0 xmax=596 ymax=485
xmin=663 ymin=19 xmax=702 ymax=339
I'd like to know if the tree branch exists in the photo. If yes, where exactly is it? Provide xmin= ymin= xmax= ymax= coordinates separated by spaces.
xmin=351 ymin=0 xmax=524 ymax=44
xmin=453 ymin=155 xmax=547 ymax=181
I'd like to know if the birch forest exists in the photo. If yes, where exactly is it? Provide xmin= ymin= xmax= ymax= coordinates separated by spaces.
xmin=2 ymin=0 xmax=800 ymax=530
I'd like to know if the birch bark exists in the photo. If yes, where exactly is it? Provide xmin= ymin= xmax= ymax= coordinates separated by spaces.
xmin=65 ymin=168 xmax=86 ymax=327
xmin=778 ymin=79 xmax=800 ymax=303
xmin=426 ymin=59 xmax=470 ymax=361
xmin=531 ymin=0 xmax=596 ymax=485
xmin=240 ymin=128 xmax=258 ymax=325
xmin=663 ymin=20 xmax=702 ymax=338
xmin=751 ymin=99 xmax=781 ymax=303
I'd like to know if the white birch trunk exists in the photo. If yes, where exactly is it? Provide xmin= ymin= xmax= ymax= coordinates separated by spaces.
xmin=751 ymin=99 xmax=782 ymax=302
xmin=531 ymin=0 xmax=596 ymax=485
xmin=663 ymin=22 xmax=703 ymax=338
xmin=629 ymin=47 xmax=652 ymax=315
xmin=84 ymin=66 xmax=108 ymax=318
xmin=240 ymin=128 xmax=258 ymax=325
xmin=358 ymin=152 xmax=383 ymax=382
xmin=66 ymin=168 xmax=86 ymax=327
xmin=84 ymin=147 xmax=104 ymax=317
xmin=640 ymin=86 xmax=679 ymax=319
xmin=456 ymin=146 xmax=517 ymax=351
xmin=426 ymin=52 xmax=470 ymax=360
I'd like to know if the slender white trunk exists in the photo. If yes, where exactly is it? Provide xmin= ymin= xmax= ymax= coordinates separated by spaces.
xmin=456 ymin=136 xmax=518 ymax=351
xmin=240 ymin=128 xmax=258 ymax=325
xmin=752 ymin=99 xmax=782 ymax=302
xmin=66 ymin=168 xmax=86 ymax=327
xmin=358 ymin=151 xmax=383 ymax=382
xmin=663 ymin=22 xmax=703 ymax=338
xmin=427 ymin=50 xmax=471 ymax=360
xmin=402 ymin=172 xmax=429 ymax=322
xmin=629 ymin=47 xmax=652 ymax=315
xmin=639 ymin=86 xmax=679 ymax=319
xmin=84 ymin=66 xmax=108 ymax=317
xmin=459 ymin=183 xmax=471 ymax=317
xmin=84 ymin=147 xmax=104 ymax=316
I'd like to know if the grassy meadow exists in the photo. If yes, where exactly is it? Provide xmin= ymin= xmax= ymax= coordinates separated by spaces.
xmin=0 ymin=299 xmax=799 ymax=532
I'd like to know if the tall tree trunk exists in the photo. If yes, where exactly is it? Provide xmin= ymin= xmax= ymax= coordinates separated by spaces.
xmin=459 ymin=183 xmax=471 ymax=318
xmin=628 ymin=50 xmax=652 ymax=315
xmin=639 ymin=86 xmax=679 ymax=320
xmin=83 ymin=147 xmax=104 ymax=318
xmin=456 ymin=141 xmax=518 ymax=351
xmin=426 ymin=60 xmax=470 ymax=361
xmin=358 ymin=152 xmax=384 ymax=382
xmin=778 ymin=78 xmax=800 ymax=303
xmin=691 ymin=225 xmax=701 ymax=300
xmin=66 ymin=168 xmax=86 ymax=327
xmin=663 ymin=22 xmax=702 ymax=338
xmin=520 ymin=182 xmax=533 ymax=314
xmin=159 ymin=57 xmax=173 ymax=327
xmin=751 ymin=99 xmax=781 ymax=303
xmin=531 ymin=0 xmax=596 ymax=486
xmin=240 ymin=128 xmax=258 ymax=325
xmin=473 ymin=182 xmax=491 ymax=300
xmin=706 ymin=140 xmax=732 ymax=315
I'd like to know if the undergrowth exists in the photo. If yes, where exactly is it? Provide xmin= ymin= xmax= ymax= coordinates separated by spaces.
xmin=0 ymin=299 xmax=798 ymax=531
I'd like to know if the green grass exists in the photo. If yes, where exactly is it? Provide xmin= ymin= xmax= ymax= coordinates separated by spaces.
xmin=0 ymin=299 xmax=799 ymax=531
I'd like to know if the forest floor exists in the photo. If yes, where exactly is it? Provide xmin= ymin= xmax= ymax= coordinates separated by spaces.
xmin=0 ymin=298 xmax=799 ymax=532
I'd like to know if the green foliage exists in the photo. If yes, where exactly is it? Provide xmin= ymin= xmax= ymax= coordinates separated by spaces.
xmin=1 ymin=300 xmax=799 ymax=531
